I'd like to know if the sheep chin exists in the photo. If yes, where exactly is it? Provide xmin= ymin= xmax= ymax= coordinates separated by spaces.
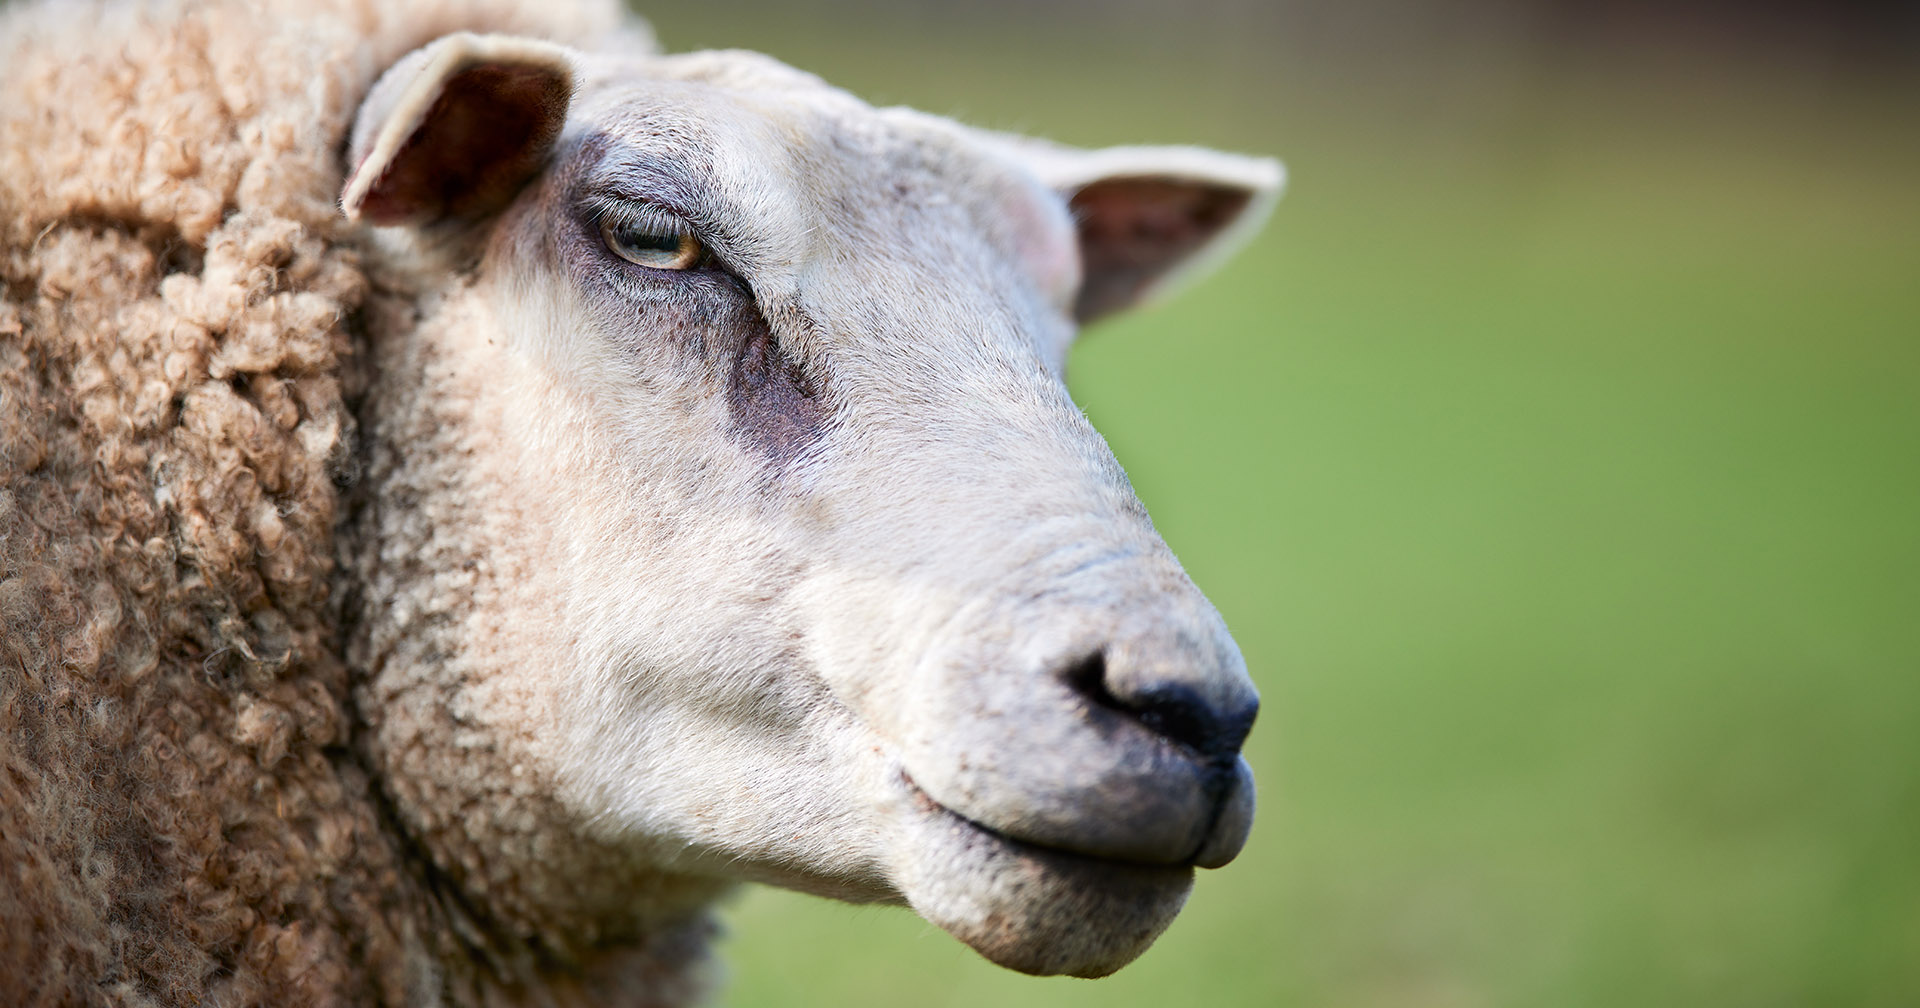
xmin=889 ymin=783 xmax=1194 ymax=978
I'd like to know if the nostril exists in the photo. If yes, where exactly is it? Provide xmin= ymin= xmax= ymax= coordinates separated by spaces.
xmin=1064 ymin=652 xmax=1126 ymax=713
xmin=1063 ymin=653 xmax=1255 ymax=762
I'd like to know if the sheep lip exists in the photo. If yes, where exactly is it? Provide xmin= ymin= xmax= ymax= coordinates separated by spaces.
xmin=891 ymin=771 xmax=1195 ymax=977
xmin=899 ymin=773 xmax=1188 ymax=871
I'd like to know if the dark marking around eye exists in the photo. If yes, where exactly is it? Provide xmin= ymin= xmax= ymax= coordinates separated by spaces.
xmin=554 ymin=132 xmax=827 ymax=466
xmin=728 ymin=312 xmax=825 ymax=465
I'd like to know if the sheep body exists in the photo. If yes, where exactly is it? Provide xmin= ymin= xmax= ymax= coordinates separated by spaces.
xmin=0 ymin=1 xmax=703 ymax=1004
xmin=2 ymin=1 xmax=1279 ymax=1003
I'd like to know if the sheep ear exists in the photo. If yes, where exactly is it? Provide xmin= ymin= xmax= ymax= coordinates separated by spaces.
xmin=1023 ymin=145 xmax=1283 ymax=325
xmin=342 ymin=33 xmax=574 ymax=227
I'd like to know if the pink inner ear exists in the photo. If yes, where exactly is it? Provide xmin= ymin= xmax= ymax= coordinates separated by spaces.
xmin=355 ymin=63 xmax=570 ymax=227
xmin=1001 ymin=183 xmax=1081 ymax=308
xmin=1070 ymin=178 xmax=1252 ymax=323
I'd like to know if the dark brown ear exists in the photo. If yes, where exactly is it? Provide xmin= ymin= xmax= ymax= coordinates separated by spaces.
xmin=1009 ymin=143 xmax=1283 ymax=325
xmin=342 ymin=33 xmax=575 ymax=227
xmin=1067 ymin=173 xmax=1259 ymax=322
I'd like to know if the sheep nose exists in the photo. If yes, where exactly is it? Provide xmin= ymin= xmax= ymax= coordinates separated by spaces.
xmin=1056 ymin=634 xmax=1259 ymax=869
xmin=1065 ymin=652 xmax=1258 ymax=764
xmin=901 ymin=582 xmax=1260 ymax=871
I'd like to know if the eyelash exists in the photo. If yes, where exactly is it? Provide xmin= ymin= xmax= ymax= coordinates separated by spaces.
xmin=591 ymin=201 xmax=687 ymax=238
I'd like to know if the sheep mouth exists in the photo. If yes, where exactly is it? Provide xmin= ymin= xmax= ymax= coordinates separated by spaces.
xmin=900 ymin=773 xmax=1188 ymax=871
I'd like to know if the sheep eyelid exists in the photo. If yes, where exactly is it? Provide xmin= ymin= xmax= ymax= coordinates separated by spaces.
xmin=581 ymin=193 xmax=710 ymax=245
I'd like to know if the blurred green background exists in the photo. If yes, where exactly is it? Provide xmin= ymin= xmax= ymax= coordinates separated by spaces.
xmin=639 ymin=3 xmax=1920 ymax=1005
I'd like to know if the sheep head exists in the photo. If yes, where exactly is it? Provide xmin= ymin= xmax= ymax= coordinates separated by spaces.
xmin=339 ymin=31 xmax=1279 ymax=981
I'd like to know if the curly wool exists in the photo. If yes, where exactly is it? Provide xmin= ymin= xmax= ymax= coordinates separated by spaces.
xmin=0 ymin=1 xmax=701 ymax=1004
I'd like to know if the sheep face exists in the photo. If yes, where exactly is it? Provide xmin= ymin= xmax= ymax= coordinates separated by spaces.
xmin=341 ymin=34 xmax=1278 ymax=979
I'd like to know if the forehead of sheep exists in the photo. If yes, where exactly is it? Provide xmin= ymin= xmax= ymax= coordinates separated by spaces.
xmin=342 ymin=33 xmax=1277 ymax=980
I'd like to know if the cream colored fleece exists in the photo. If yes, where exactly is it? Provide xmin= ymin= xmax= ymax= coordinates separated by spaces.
xmin=0 ymin=1 xmax=708 ymax=1004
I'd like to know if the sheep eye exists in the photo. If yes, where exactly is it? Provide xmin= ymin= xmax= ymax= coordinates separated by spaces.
xmin=601 ymin=212 xmax=703 ymax=270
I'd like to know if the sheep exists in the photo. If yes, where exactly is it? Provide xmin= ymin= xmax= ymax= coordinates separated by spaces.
xmin=0 ymin=0 xmax=1281 ymax=1004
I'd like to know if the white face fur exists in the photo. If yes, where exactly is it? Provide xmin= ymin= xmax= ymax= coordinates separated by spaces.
xmin=341 ymin=34 xmax=1278 ymax=978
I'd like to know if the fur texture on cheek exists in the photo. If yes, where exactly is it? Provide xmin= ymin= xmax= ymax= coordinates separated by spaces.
xmin=453 ymin=238 xmax=894 ymax=898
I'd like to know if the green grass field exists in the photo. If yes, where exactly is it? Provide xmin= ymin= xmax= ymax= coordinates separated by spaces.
xmin=641 ymin=9 xmax=1920 ymax=1005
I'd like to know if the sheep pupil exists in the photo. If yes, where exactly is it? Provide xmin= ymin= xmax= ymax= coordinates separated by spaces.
xmin=621 ymin=228 xmax=678 ymax=253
